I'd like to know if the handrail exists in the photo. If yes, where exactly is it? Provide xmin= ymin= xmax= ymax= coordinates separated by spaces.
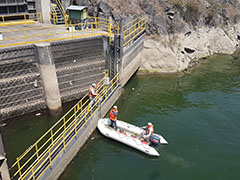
xmin=55 ymin=0 xmax=65 ymax=17
xmin=123 ymin=17 xmax=147 ymax=46
xmin=56 ymin=0 xmax=68 ymax=25
xmin=0 ymin=13 xmax=43 ymax=26
xmin=10 ymin=71 xmax=117 ymax=179
xmin=0 ymin=15 xmax=144 ymax=47
xmin=0 ymin=16 xmax=120 ymax=48
xmin=0 ymin=17 xmax=144 ymax=47
xmin=9 ymin=70 xmax=120 ymax=180
xmin=122 ymin=17 xmax=141 ymax=32
xmin=50 ymin=3 xmax=58 ymax=25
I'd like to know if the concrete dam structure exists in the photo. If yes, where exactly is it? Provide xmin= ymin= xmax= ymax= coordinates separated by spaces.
xmin=0 ymin=13 xmax=146 ymax=179
xmin=0 ymin=37 xmax=106 ymax=120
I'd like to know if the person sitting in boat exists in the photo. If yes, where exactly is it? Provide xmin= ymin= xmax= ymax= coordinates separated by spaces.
xmin=109 ymin=105 xmax=118 ymax=130
xmin=89 ymin=83 xmax=98 ymax=106
xmin=143 ymin=122 xmax=154 ymax=140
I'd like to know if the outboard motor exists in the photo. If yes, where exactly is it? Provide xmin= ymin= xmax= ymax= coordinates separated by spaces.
xmin=149 ymin=135 xmax=160 ymax=147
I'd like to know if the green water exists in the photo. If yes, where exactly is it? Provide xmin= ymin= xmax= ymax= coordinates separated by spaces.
xmin=2 ymin=54 xmax=240 ymax=180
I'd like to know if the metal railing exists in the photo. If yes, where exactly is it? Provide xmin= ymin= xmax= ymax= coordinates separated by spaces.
xmin=50 ymin=0 xmax=68 ymax=25
xmin=0 ymin=17 xmax=147 ymax=47
xmin=122 ymin=17 xmax=147 ymax=46
xmin=0 ymin=13 xmax=43 ymax=26
xmin=9 ymin=70 xmax=120 ymax=180
xmin=0 ymin=16 xmax=146 ymax=48
xmin=50 ymin=3 xmax=58 ymax=25
xmin=0 ymin=16 xmax=119 ymax=48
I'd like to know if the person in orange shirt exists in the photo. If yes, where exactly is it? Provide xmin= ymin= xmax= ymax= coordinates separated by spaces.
xmin=109 ymin=105 xmax=118 ymax=130
xmin=143 ymin=122 xmax=154 ymax=140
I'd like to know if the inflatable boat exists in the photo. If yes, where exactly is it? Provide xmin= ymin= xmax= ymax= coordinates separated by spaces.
xmin=97 ymin=118 xmax=168 ymax=156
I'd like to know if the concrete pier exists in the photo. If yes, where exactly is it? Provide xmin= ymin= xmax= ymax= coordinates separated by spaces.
xmin=35 ymin=42 xmax=62 ymax=115
xmin=35 ymin=0 xmax=51 ymax=24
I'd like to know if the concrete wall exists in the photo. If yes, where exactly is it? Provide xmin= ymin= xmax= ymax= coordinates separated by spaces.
xmin=0 ymin=45 xmax=46 ymax=121
xmin=35 ymin=0 xmax=51 ymax=24
xmin=52 ymin=37 xmax=106 ymax=102
xmin=0 ymin=36 xmax=106 ymax=121
xmin=120 ymin=33 xmax=145 ymax=86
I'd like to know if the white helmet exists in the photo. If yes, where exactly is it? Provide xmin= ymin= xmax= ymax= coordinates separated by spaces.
xmin=92 ymin=83 xmax=96 ymax=87
xmin=113 ymin=105 xmax=117 ymax=109
xmin=148 ymin=122 xmax=152 ymax=126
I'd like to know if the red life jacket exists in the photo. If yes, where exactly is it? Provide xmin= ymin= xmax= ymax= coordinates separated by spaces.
xmin=110 ymin=109 xmax=118 ymax=121
xmin=89 ymin=85 xmax=96 ymax=98
xmin=147 ymin=125 xmax=154 ymax=135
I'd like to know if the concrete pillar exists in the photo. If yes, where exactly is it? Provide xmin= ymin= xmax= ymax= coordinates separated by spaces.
xmin=35 ymin=42 xmax=62 ymax=115
xmin=35 ymin=0 xmax=51 ymax=24
xmin=0 ymin=133 xmax=10 ymax=180
xmin=103 ymin=36 xmax=110 ymax=57
xmin=103 ymin=36 xmax=111 ymax=75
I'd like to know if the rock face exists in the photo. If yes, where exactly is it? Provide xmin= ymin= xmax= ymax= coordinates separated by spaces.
xmin=142 ymin=24 xmax=240 ymax=72
xmin=62 ymin=0 xmax=240 ymax=72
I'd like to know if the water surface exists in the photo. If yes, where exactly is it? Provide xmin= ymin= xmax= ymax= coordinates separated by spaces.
xmin=2 ymin=54 xmax=240 ymax=180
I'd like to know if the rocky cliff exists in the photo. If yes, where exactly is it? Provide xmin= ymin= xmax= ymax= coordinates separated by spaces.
xmin=63 ymin=0 xmax=240 ymax=72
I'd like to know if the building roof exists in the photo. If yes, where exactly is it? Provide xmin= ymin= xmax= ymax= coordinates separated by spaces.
xmin=67 ymin=5 xmax=87 ymax=11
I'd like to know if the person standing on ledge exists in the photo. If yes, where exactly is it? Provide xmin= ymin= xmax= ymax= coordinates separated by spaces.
xmin=89 ymin=83 xmax=98 ymax=106
xmin=109 ymin=105 xmax=118 ymax=130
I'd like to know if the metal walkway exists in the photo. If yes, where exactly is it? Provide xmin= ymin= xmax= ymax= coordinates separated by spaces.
xmin=0 ymin=16 xmax=147 ymax=48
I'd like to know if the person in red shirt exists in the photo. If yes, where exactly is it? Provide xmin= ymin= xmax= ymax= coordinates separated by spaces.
xmin=109 ymin=105 xmax=118 ymax=130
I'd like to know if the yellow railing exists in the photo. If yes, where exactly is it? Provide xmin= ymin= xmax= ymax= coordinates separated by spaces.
xmin=0 ymin=13 xmax=42 ymax=26
xmin=9 ymin=70 xmax=120 ymax=180
xmin=50 ymin=3 xmax=58 ymax=25
xmin=0 ymin=16 xmax=145 ymax=48
xmin=122 ymin=17 xmax=147 ymax=46
xmin=56 ymin=0 xmax=69 ymax=25
xmin=88 ymin=16 xmax=119 ymax=34
xmin=0 ymin=16 xmax=119 ymax=48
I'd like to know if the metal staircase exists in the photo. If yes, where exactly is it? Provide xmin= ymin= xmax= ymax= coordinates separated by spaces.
xmin=50 ymin=0 xmax=66 ymax=25
xmin=51 ymin=3 xmax=65 ymax=24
